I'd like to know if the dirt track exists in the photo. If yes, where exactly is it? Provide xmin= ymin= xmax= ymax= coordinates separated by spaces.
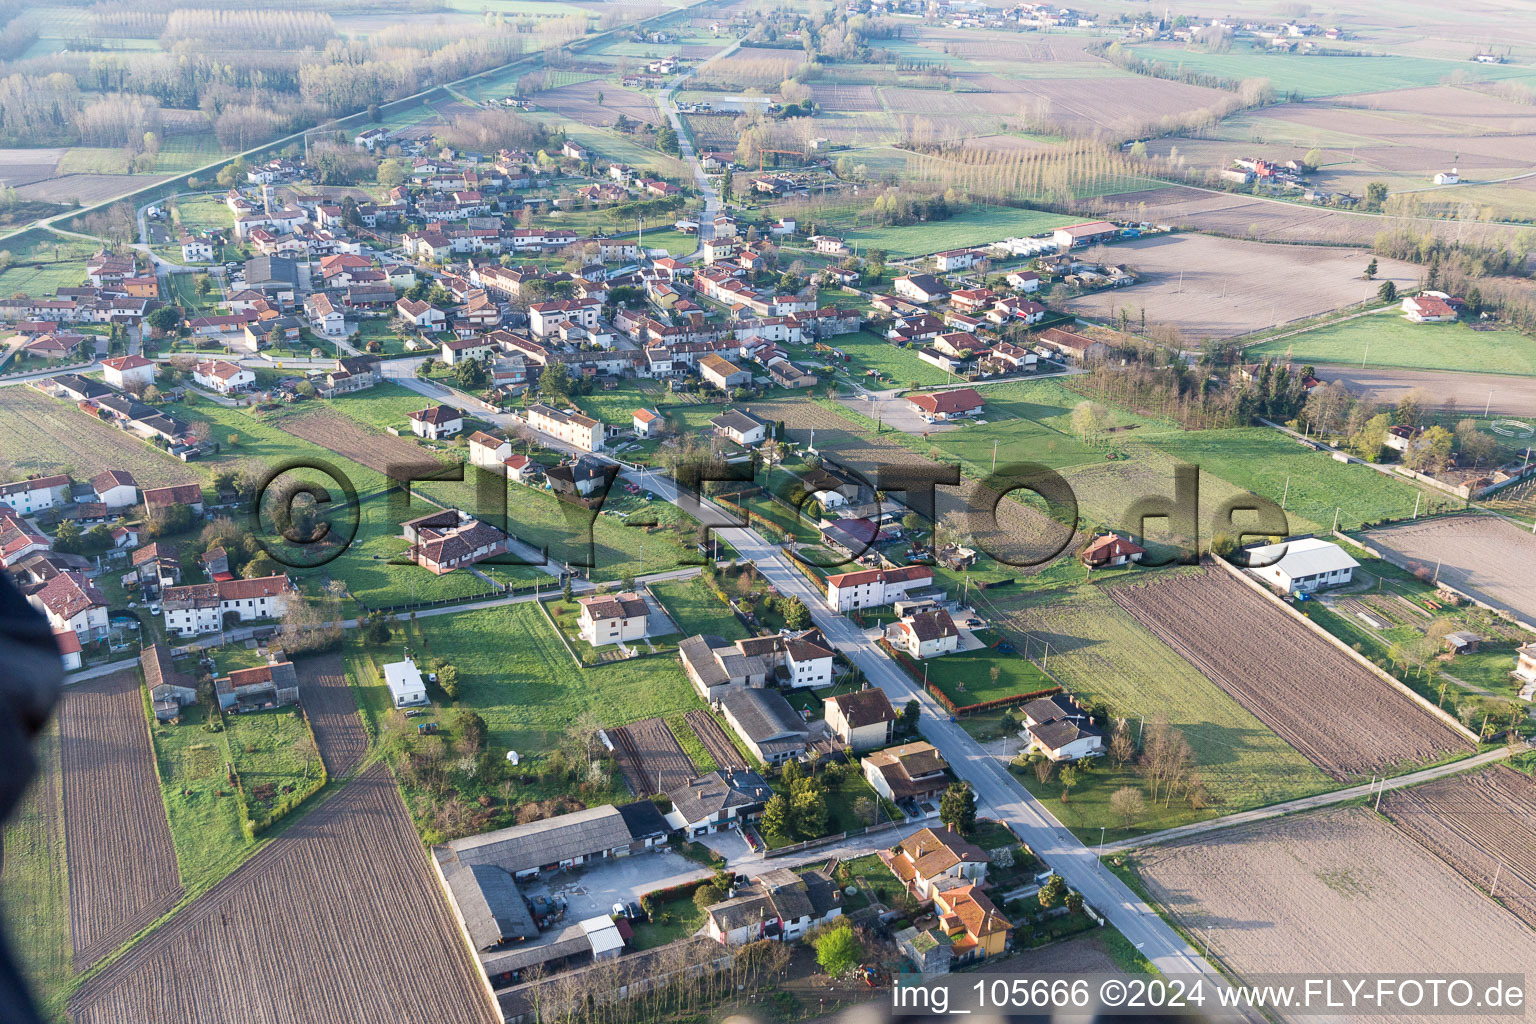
xmin=68 ymin=766 xmax=495 ymax=1024
xmin=1312 ymin=365 xmax=1536 ymax=419
xmin=59 ymin=670 xmax=182 ymax=970
xmin=294 ymin=652 xmax=368 ymax=777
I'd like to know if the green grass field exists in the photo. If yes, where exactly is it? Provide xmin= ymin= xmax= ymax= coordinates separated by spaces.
xmin=284 ymin=380 xmax=447 ymax=435
xmin=145 ymin=697 xmax=253 ymax=894
xmin=928 ymin=378 xmax=1109 ymax=473
xmin=225 ymin=708 xmax=326 ymax=831
xmin=650 ymin=576 xmax=750 ymax=640
xmin=837 ymin=205 xmax=1071 ymax=257
xmin=408 ymin=602 xmax=704 ymax=756
xmin=1247 ymin=311 xmax=1536 ymax=376
xmin=0 ymin=720 xmax=71 ymax=1022
xmin=0 ymin=260 xmax=89 ymax=297
xmin=916 ymin=641 xmax=1056 ymax=707
xmin=1126 ymin=45 xmax=1536 ymax=98
xmin=828 ymin=330 xmax=956 ymax=388
xmin=984 ymin=580 xmax=1335 ymax=841
xmin=1141 ymin=426 xmax=1462 ymax=533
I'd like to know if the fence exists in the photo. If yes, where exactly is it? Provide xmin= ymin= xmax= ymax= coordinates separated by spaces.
xmin=762 ymin=818 xmax=903 ymax=859
xmin=876 ymin=637 xmax=1063 ymax=717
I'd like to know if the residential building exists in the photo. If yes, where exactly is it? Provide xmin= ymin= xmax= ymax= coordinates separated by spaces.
xmin=101 ymin=354 xmax=156 ymax=390
xmin=215 ymin=659 xmax=299 ymax=712
xmin=577 ymin=591 xmax=650 ymax=647
xmin=243 ymin=255 xmax=300 ymax=304
xmin=1019 ymin=693 xmax=1104 ymax=762
xmin=467 ymin=431 xmax=511 ymax=469
xmin=1244 ymin=536 xmax=1359 ymax=594
xmin=665 ymin=769 xmax=774 ymax=837
xmin=526 ymin=404 xmax=603 ymax=452
xmin=632 ymin=407 xmax=663 ymax=438
xmin=408 ymin=404 xmax=464 ymax=440
xmin=0 ymin=505 xmax=50 ymax=568
xmin=810 ymin=235 xmax=849 ymax=255
xmin=316 ymin=356 xmax=382 ymax=398
xmin=709 ymin=408 xmax=767 ymax=446
xmin=679 ymin=630 xmax=834 ymax=701
xmin=863 ymin=742 xmax=951 ymax=806
xmin=907 ymin=388 xmax=984 ymax=423
xmin=1402 ymin=293 xmax=1458 ymax=323
xmin=699 ymin=353 xmax=751 ymax=391
xmin=396 ymin=298 xmax=447 ymax=330
xmin=161 ymin=575 xmax=292 ymax=636
xmin=402 ymin=509 xmax=508 ymax=574
xmin=1513 ymin=643 xmax=1536 ymax=687
xmin=1035 ymin=327 xmax=1108 ymax=363
xmin=383 ymin=658 xmax=430 ymax=707
xmin=933 ymin=248 xmax=982 ymax=272
xmin=1080 ymin=533 xmax=1146 ymax=568
xmin=142 ymin=483 xmax=204 ymax=516
xmin=0 ymin=474 xmax=71 ymax=515
xmin=545 ymin=457 xmax=611 ymax=499
xmin=894 ymin=274 xmax=949 ymax=304
xmin=441 ymin=336 xmax=496 ymax=365
xmin=823 ymin=565 xmax=935 ymax=612
xmin=883 ymin=825 xmax=989 ymax=900
xmin=825 ymin=687 xmax=898 ymax=751
xmin=888 ymin=608 xmax=960 ymax=659
xmin=1005 ymin=271 xmax=1040 ymax=292
xmin=192 ymin=360 xmax=255 ymax=394
xmin=91 ymin=469 xmax=138 ymax=509
xmin=53 ymin=629 xmax=82 ymax=672
xmin=928 ymin=883 xmax=1010 ymax=964
xmin=718 ymin=688 xmax=809 ymax=764
xmin=29 ymin=572 xmax=108 ymax=640
xmin=304 ymin=293 xmax=346 ymax=337
xmin=704 ymin=868 xmax=842 ymax=945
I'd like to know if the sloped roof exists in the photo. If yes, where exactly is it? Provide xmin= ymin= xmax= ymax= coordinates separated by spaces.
xmin=443 ymin=805 xmax=633 ymax=874
xmin=445 ymin=862 xmax=539 ymax=950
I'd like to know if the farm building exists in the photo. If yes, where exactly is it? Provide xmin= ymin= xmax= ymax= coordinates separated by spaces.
xmin=825 ymin=688 xmax=898 ymax=751
xmin=1019 ymin=694 xmax=1104 ymax=763
xmin=1053 ymin=221 xmax=1118 ymax=249
xmin=1036 ymin=327 xmax=1108 ymax=363
xmin=141 ymin=643 xmax=197 ymax=721
xmin=1514 ymin=643 xmax=1536 ymax=687
xmin=718 ymin=687 xmax=813 ymax=764
xmin=215 ymin=659 xmax=299 ymax=713
xmin=383 ymin=658 xmax=429 ymax=707
xmin=907 ymin=389 xmax=984 ymax=423
xmin=1244 ymin=537 xmax=1359 ymax=594
xmin=863 ymin=742 xmax=951 ymax=806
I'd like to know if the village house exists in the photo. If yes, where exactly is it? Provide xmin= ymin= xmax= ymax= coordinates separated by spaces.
xmin=1244 ymin=536 xmax=1359 ymax=594
xmin=0 ymin=506 xmax=50 ymax=569
xmin=1080 ymin=533 xmax=1146 ymax=568
xmin=1019 ymin=693 xmax=1104 ymax=762
xmin=526 ymin=403 xmax=604 ymax=452
xmin=698 ymin=353 xmax=751 ymax=391
xmin=383 ymin=658 xmax=430 ymax=708
xmin=91 ymin=469 xmax=138 ymax=509
xmin=546 ymin=457 xmax=612 ymax=500
xmin=703 ymin=867 xmax=842 ymax=946
xmin=811 ymin=235 xmax=849 ymax=255
xmin=303 ymin=293 xmax=346 ymax=337
xmin=502 ymin=453 xmax=541 ymax=485
xmin=894 ymin=274 xmax=950 ymax=305
xmin=1401 ymin=293 xmax=1458 ymax=323
xmin=933 ymin=248 xmax=982 ymax=272
xmin=402 ymin=509 xmax=508 ymax=574
xmin=143 ymin=483 xmax=204 ymax=516
xmin=141 ymin=643 xmax=197 ymax=722
xmin=1035 ymin=326 xmax=1108 ymax=363
xmin=1005 ymin=270 xmax=1040 ymax=292
xmin=29 ymin=571 xmax=109 ymax=641
xmin=882 ymin=825 xmax=990 ymax=900
xmin=921 ymin=884 xmax=1011 ymax=966
xmin=824 ymin=687 xmax=898 ymax=751
xmin=888 ymin=608 xmax=960 ymax=659
xmin=440 ymin=336 xmax=496 ymax=365
xmin=397 ymin=298 xmax=448 ymax=331
xmin=1 ymin=474 xmax=72 ymax=516
xmin=101 ymin=354 xmax=156 ymax=391
xmin=709 ymin=408 xmax=768 ymax=446
xmin=863 ymin=742 xmax=951 ymax=807
xmin=632 ymin=408 xmax=663 ymax=438
xmin=824 ymin=564 xmax=935 ymax=612
xmin=316 ymin=356 xmax=383 ymax=398
xmin=907 ymin=388 xmax=984 ymax=423
xmin=408 ymin=404 xmax=464 ymax=440
xmin=131 ymin=541 xmax=181 ymax=592
xmin=666 ymin=769 xmax=774 ymax=837
xmin=577 ymin=591 xmax=650 ymax=647
xmin=161 ymin=575 xmax=293 ymax=636
xmin=467 ymin=431 xmax=512 ymax=470
xmin=192 ymin=360 xmax=255 ymax=394
xmin=679 ymin=630 xmax=835 ymax=701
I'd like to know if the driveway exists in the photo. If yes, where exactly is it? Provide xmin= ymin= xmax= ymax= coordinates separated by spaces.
xmin=520 ymin=846 xmax=706 ymax=922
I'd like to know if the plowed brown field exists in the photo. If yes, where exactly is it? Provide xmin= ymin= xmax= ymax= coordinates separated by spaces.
xmin=1107 ymin=567 xmax=1472 ymax=779
xmin=59 ymin=670 xmax=182 ymax=970
xmin=294 ymin=652 xmax=368 ymax=777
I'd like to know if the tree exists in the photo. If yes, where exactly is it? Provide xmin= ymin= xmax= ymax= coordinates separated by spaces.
xmin=1071 ymin=400 xmax=1107 ymax=445
xmin=1349 ymin=412 xmax=1392 ymax=462
xmin=899 ymin=698 xmax=921 ymax=735
xmin=1454 ymin=419 xmax=1497 ymax=468
xmin=539 ymin=361 xmax=572 ymax=403
xmin=1038 ymin=874 xmax=1066 ymax=909
xmin=1064 ymin=890 xmax=1084 ymax=914
xmin=1033 ymin=757 xmax=1054 ymax=785
xmin=377 ymin=158 xmax=408 ymax=189
xmin=1302 ymin=147 xmax=1323 ymax=172
xmin=242 ymin=552 xmax=279 ymax=579
xmin=1377 ymin=280 xmax=1397 ymax=303
xmin=1363 ymin=257 xmax=1378 ymax=280
xmin=1109 ymin=785 xmax=1146 ymax=827
xmin=781 ymin=596 xmax=811 ymax=630
xmin=760 ymin=793 xmax=792 ymax=841
xmin=939 ymin=781 xmax=977 ymax=836
xmin=791 ymin=787 xmax=828 ymax=838
xmin=437 ymin=664 xmax=460 ymax=700
xmin=1365 ymin=180 xmax=1389 ymax=210
xmin=1404 ymin=425 xmax=1454 ymax=474
xmin=853 ymin=795 xmax=876 ymax=825
xmin=146 ymin=306 xmax=181 ymax=335
xmin=814 ymin=920 xmax=862 ymax=978
xmin=1058 ymin=765 xmax=1078 ymax=803
xmin=1108 ymin=721 xmax=1135 ymax=768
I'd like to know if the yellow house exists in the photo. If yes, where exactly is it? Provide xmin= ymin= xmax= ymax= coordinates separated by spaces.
xmin=931 ymin=883 xmax=1010 ymax=961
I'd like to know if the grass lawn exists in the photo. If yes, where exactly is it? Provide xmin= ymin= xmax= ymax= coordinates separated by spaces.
xmin=1247 ymin=311 xmax=1536 ymax=376
xmin=144 ymin=697 xmax=252 ymax=894
xmin=827 ymin=330 xmax=956 ymax=389
xmin=225 ymin=707 xmax=327 ymax=832
xmin=1126 ymin=44 xmax=1536 ymax=98
xmin=282 ymin=380 xmax=446 ymax=435
xmin=839 ymin=205 xmax=1072 ymax=258
xmin=842 ymin=852 xmax=917 ymax=912
xmin=571 ymin=380 xmax=724 ymax=431
xmin=666 ymin=712 xmax=718 ymax=775
xmin=408 ymin=602 xmax=704 ymax=757
xmin=1142 ymin=426 xmax=1462 ymax=533
xmin=0 ymin=719 xmax=71 ymax=1022
xmin=928 ymin=380 xmax=1111 ymax=475
xmin=650 ymin=576 xmax=750 ymax=640
xmin=0 ymin=259 xmax=89 ymax=297
xmin=209 ymin=644 xmax=270 ymax=677
xmin=914 ymin=641 xmax=1056 ymax=707
xmin=981 ymin=580 xmax=1336 ymax=840
xmin=629 ymin=894 xmax=705 ymax=951
xmin=352 ymin=318 xmax=416 ymax=356
xmin=172 ymin=194 xmax=235 ymax=234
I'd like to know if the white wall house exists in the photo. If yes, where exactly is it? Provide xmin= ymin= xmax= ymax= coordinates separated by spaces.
xmin=577 ymin=592 xmax=650 ymax=647
xmin=1245 ymin=537 xmax=1359 ymax=594
xmin=384 ymin=659 xmax=429 ymax=707
xmin=823 ymin=565 xmax=934 ymax=612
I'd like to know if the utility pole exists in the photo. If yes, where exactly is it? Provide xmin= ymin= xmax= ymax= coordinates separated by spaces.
xmin=1492 ymin=862 xmax=1503 ymax=899
xmin=992 ymin=438 xmax=999 ymax=472
xmin=1413 ymin=493 xmax=1420 ymax=519
xmin=1486 ymin=389 xmax=1494 ymax=417
xmin=1281 ymin=475 xmax=1290 ymax=510
xmin=1361 ymin=339 xmax=1369 ymax=368
xmin=1332 ymin=507 xmax=1340 ymax=534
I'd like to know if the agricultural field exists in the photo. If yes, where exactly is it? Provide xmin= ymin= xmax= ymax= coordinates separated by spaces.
xmin=836 ymin=205 xmax=1072 ymax=257
xmin=608 ymin=716 xmax=699 ymax=796
xmin=1108 ymin=567 xmax=1475 ymax=780
xmin=223 ymin=708 xmax=327 ymax=833
xmin=1132 ymin=804 xmax=1536 ymax=1022
xmin=1126 ymin=45 xmax=1536 ymax=98
xmin=531 ymin=79 xmax=662 ymax=129
xmin=293 ymin=653 xmax=369 ymax=778
xmin=986 ymin=578 xmax=1334 ymax=836
xmin=1058 ymin=234 xmax=1419 ymax=341
xmin=402 ymin=602 xmax=702 ymax=759
xmin=1364 ymin=513 xmax=1536 ymax=625
xmin=0 ymin=387 xmax=203 ymax=488
xmin=1247 ymin=310 xmax=1536 ymax=376
xmin=650 ymin=576 xmax=750 ymax=640
xmin=67 ymin=768 xmax=497 ymax=1024
xmin=59 ymin=671 xmax=182 ymax=970
xmin=683 ymin=709 xmax=748 ymax=771
xmin=0 ymin=720 xmax=71 ymax=1020
xmin=144 ymin=696 xmax=251 ymax=898
xmin=1381 ymin=766 xmax=1536 ymax=929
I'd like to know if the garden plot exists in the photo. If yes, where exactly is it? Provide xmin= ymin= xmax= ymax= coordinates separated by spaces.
xmin=1381 ymin=766 xmax=1536 ymax=930
xmin=1134 ymin=804 xmax=1536 ymax=1023
xmin=607 ymin=716 xmax=698 ymax=796
xmin=1107 ymin=567 xmax=1473 ymax=780
xmin=0 ymin=387 xmax=202 ymax=488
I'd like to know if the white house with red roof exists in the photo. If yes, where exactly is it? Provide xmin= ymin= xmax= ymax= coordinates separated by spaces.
xmin=0 ymin=475 xmax=71 ymax=515
xmin=161 ymin=575 xmax=293 ymax=636
xmin=101 ymin=354 xmax=156 ymax=390
xmin=1401 ymin=293 xmax=1458 ymax=323
xmin=633 ymin=407 xmax=663 ymax=438
xmin=192 ymin=359 xmax=254 ymax=394
xmin=91 ymin=469 xmax=138 ymax=508
xmin=1080 ymin=533 xmax=1146 ymax=568
xmin=824 ymin=565 xmax=935 ymax=612
xmin=906 ymin=388 xmax=984 ymax=422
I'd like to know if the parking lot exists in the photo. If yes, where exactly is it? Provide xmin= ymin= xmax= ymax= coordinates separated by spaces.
xmin=519 ymin=845 xmax=707 ymax=927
